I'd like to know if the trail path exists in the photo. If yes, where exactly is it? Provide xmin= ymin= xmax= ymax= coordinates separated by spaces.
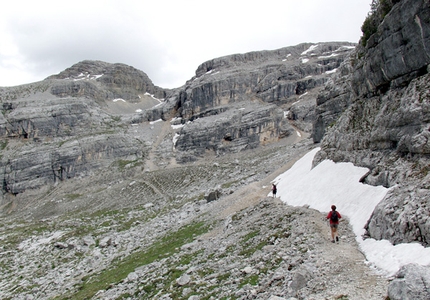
xmin=205 ymin=145 xmax=389 ymax=299
xmin=145 ymin=120 xmax=177 ymax=171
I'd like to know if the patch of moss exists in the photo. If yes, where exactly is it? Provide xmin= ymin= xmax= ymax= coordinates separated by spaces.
xmin=239 ymin=273 xmax=259 ymax=288
xmin=115 ymin=159 xmax=143 ymax=171
xmin=63 ymin=221 xmax=210 ymax=300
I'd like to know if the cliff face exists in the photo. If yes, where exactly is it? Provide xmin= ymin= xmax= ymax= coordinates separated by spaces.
xmin=46 ymin=60 xmax=169 ymax=101
xmin=148 ymin=42 xmax=354 ymax=161
xmin=313 ymin=0 xmax=430 ymax=246
xmin=0 ymin=44 xmax=353 ymax=198
xmin=0 ymin=60 xmax=171 ymax=195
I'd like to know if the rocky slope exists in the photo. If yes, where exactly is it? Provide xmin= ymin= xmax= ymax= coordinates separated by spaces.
xmin=312 ymin=0 xmax=430 ymax=248
xmin=0 ymin=42 xmax=353 ymax=201
xmin=0 ymin=137 xmax=391 ymax=300
xmin=1 ymin=0 xmax=430 ymax=297
xmin=0 ymin=60 xmax=172 ymax=198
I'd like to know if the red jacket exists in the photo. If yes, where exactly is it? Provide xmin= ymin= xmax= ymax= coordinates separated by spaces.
xmin=327 ymin=211 xmax=341 ymax=224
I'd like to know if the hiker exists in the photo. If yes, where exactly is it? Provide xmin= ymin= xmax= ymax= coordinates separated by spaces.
xmin=327 ymin=205 xmax=341 ymax=243
xmin=272 ymin=184 xmax=277 ymax=198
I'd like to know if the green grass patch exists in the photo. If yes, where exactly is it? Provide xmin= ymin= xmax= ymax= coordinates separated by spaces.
xmin=115 ymin=159 xmax=143 ymax=171
xmin=239 ymin=239 xmax=267 ymax=257
xmin=0 ymin=139 xmax=8 ymax=150
xmin=65 ymin=193 xmax=81 ymax=201
xmin=241 ymin=230 xmax=259 ymax=243
xmin=63 ymin=221 xmax=210 ymax=300
xmin=238 ymin=230 xmax=268 ymax=257
xmin=239 ymin=274 xmax=259 ymax=288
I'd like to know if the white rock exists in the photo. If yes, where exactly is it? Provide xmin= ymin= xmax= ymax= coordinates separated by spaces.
xmin=176 ymin=274 xmax=191 ymax=286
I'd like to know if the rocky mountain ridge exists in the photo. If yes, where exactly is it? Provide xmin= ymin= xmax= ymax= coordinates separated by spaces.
xmin=0 ymin=0 xmax=430 ymax=298
xmin=312 ymin=0 xmax=430 ymax=248
xmin=147 ymin=42 xmax=355 ymax=162
xmin=0 ymin=42 xmax=353 ymax=200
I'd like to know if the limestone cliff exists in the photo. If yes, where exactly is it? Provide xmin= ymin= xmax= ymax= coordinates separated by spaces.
xmin=148 ymin=42 xmax=355 ymax=160
xmin=0 ymin=43 xmax=353 ymax=198
xmin=313 ymin=0 xmax=430 ymax=246
xmin=0 ymin=60 xmax=172 ymax=195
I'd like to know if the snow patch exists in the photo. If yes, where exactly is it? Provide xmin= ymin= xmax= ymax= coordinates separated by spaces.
xmin=72 ymin=73 xmax=103 ymax=81
xmin=144 ymin=92 xmax=163 ymax=102
xmin=149 ymin=119 xmax=162 ymax=125
xmin=299 ymin=92 xmax=308 ymax=99
xmin=173 ymin=133 xmax=180 ymax=148
xmin=325 ymin=68 xmax=337 ymax=74
xmin=273 ymin=148 xmax=430 ymax=277
xmin=300 ymin=58 xmax=309 ymax=64
xmin=318 ymin=53 xmax=339 ymax=59
xmin=171 ymin=123 xmax=185 ymax=130
xmin=301 ymin=44 xmax=319 ymax=56
xmin=113 ymin=98 xmax=126 ymax=103
xmin=336 ymin=45 xmax=356 ymax=51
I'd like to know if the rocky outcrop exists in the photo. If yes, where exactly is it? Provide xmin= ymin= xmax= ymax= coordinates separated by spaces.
xmin=388 ymin=264 xmax=430 ymax=300
xmin=0 ymin=80 xmax=151 ymax=197
xmin=351 ymin=0 xmax=430 ymax=97
xmin=1 ymin=134 xmax=144 ymax=195
xmin=47 ymin=60 xmax=169 ymax=102
xmin=174 ymin=102 xmax=290 ymax=162
xmin=154 ymin=42 xmax=355 ymax=121
xmin=312 ymin=0 xmax=430 ymax=246
xmin=148 ymin=42 xmax=355 ymax=161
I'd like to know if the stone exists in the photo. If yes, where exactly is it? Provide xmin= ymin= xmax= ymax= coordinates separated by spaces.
xmin=176 ymin=274 xmax=191 ymax=286
xmin=388 ymin=264 xmax=430 ymax=300
xmin=205 ymin=189 xmax=221 ymax=202
xmin=126 ymin=272 xmax=139 ymax=282
xmin=82 ymin=236 xmax=95 ymax=247
xmin=147 ymin=42 xmax=355 ymax=161
xmin=99 ymin=237 xmax=112 ymax=248
xmin=242 ymin=266 xmax=253 ymax=274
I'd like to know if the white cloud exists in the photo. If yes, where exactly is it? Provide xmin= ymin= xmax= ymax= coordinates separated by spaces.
xmin=0 ymin=0 xmax=373 ymax=88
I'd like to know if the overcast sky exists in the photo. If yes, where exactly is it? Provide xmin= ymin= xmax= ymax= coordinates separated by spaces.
xmin=1 ymin=0 xmax=372 ymax=89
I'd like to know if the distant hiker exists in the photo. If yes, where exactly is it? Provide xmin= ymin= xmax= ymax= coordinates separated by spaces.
xmin=327 ymin=205 xmax=341 ymax=243
xmin=272 ymin=184 xmax=277 ymax=198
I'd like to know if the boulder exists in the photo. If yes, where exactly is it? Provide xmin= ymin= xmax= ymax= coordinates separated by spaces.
xmin=388 ymin=263 xmax=430 ymax=300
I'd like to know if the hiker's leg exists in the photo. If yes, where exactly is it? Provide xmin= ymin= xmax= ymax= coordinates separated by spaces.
xmin=333 ymin=224 xmax=340 ymax=241
xmin=330 ymin=226 xmax=335 ymax=240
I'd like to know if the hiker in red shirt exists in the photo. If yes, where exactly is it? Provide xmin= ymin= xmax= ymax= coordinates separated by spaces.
xmin=327 ymin=205 xmax=341 ymax=243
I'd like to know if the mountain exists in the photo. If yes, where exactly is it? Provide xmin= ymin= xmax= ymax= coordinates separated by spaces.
xmin=0 ymin=42 xmax=353 ymax=197
xmin=312 ymin=0 xmax=430 ymax=249
xmin=0 ymin=0 xmax=430 ymax=299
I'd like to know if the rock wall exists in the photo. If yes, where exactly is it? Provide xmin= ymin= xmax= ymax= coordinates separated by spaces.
xmin=0 ymin=67 xmax=154 ymax=197
xmin=174 ymin=102 xmax=289 ymax=162
xmin=1 ymin=135 xmax=144 ymax=195
xmin=313 ymin=0 xmax=430 ymax=246
xmin=148 ymin=42 xmax=355 ymax=160
xmin=47 ymin=60 xmax=169 ymax=102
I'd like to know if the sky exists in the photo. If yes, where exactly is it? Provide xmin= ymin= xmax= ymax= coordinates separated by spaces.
xmin=271 ymin=147 xmax=430 ymax=277
xmin=0 ymin=0 xmax=372 ymax=89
